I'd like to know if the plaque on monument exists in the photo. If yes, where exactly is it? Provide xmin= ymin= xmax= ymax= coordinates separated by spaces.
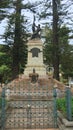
xmin=30 ymin=48 xmax=41 ymax=57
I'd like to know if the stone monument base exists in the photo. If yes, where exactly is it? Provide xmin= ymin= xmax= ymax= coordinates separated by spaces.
xmin=24 ymin=38 xmax=46 ymax=77
xmin=24 ymin=65 xmax=46 ymax=77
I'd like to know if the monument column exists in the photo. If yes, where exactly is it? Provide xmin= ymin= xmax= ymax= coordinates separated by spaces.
xmin=24 ymin=17 xmax=46 ymax=77
xmin=24 ymin=38 xmax=46 ymax=77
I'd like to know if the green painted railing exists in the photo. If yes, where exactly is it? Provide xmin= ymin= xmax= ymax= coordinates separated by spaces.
xmin=53 ymin=88 xmax=57 ymax=128
xmin=1 ymin=88 xmax=6 ymax=130
xmin=66 ymin=87 xmax=72 ymax=121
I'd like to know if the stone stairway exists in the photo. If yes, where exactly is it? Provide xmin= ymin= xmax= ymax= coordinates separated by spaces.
xmin=5 ymin=125 xmax=59 ymax=130
xmin=2 ymin=76 xmax=60 ymax=130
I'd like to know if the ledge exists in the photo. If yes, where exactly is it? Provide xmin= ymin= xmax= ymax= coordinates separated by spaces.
xmin=63 ymin=118 xmax=73 ymax=127
xmin=58 ymin=111 xmax=73 ymax=130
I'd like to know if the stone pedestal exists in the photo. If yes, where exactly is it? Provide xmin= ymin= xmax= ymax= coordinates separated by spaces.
xmin=24 ymin=38 xmax=46 ymax=77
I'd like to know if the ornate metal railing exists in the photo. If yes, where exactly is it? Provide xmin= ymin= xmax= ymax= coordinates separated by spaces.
xmin=1 ymin=80 xmax=58 ymax=129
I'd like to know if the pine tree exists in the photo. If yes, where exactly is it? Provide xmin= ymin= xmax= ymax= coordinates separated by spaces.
xmin=52 ymin=0 xmax=59 ymax=80
xmin=0 ymin=0 xmax=11 ymax=21
xmin=12 ymin=0 xmax=21 ymax=78
xmin=36 ymin=0 xmax=73 ymax=80
xmin=2 ymin=0 xmax=37 ymax=79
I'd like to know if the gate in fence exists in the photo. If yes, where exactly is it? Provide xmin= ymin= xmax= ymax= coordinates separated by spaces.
xmin=0 ymin=80 xmax=58 ymax=129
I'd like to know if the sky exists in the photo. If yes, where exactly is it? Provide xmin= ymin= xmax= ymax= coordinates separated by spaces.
xmin=0 ymin=0 xmax=73 ymax=44
xmin=0 ymin=19 xmax=7 ymax=44
xmin=0 ymin=0 xmax=42 ymax=44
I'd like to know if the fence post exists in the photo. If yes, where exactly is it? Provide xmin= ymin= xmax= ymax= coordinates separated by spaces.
xmin=1 ymin=87 xmax=6 ymax=130
xmin=66 ymin=86 xmax=72 ymax=121
xmin=53 ymin=88 xmax=57 ymax=128
xmin=0 ymin=92 xmax=1 ymax=128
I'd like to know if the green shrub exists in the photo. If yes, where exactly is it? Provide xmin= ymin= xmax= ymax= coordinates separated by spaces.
xmin=57 ymin=98 xmax=66 ymax=116
xmin=57 ymin=97 xmax=73 ymax=118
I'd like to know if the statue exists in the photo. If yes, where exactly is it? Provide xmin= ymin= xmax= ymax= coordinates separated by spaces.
xmin=32 ymin=15 xmax=36 ymax=34
xmin=29 ymin=68 xmax=39 ymax=83
xmin=31 ymin=15 xmax=41 ymax=39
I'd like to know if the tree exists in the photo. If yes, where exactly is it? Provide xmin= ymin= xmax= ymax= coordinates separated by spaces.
xmin=0 ymin=0 xmax=11 ymax=21
xmin=0 ymin=45 xmax=12 ymax=67
xmin=2 ymin=0 xmax=39 ymax=79
xmin=0 ymin=65 xmax=10 ymax=83
xmin=12 ymin=0 xmax=24 ymax=78
xmin=3 ymin=0 xmax=29 ymax=79
xmin=61 ymin=45 xmax=73 ymax=79
xmin=36 ymin=0 xmax=73 ymax=80
xmin=1 ymin=0 xmax=73 ymax=80
xmin=43 ymin=26 xmax=53 ymax=66
xmin=0 ymin=45 xmax=12 ymax=82
xmin=43 ymin=25 xmax=73 ymax=80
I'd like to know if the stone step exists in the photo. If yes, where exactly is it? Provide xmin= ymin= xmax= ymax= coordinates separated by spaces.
xmin=5 ymin=128 xmax=59 ymax=130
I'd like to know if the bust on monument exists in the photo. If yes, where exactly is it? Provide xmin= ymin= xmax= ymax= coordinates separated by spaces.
xmin=29 ymin=68 xmax=39 ymax=83
xmin=31 ymin=16 xmax=41 ymax=39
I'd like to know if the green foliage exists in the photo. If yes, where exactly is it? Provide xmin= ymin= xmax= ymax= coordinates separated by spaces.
xmin=61 ymin=46 xmax=73 ymax=78
xmin=37 ymin=0 xmax=73 ymax=80
xmin=43 ymin=26 xmax=53 ymax=65
xmin=57 ymin=97 xmax=73 ymax=118
xmin=0 ymin=65 xmax=11 ymax=82
xmin=0 ymin=52 xmax=11 ymax=66
xmin=3 ymin=0 xmax=29 ymax=78
xmin=43 ymin=25 xmax=73 ymax=79
xmin=0 ymin=45 xmax=12 ymax=82
xmin=44 ymin=25 xmax=70 ymax=63
xmin=0 ymin=65 xmax=9 ymax=74
xmin=0 ymin=0 xmax=11 ymax=21
xmin=1 ymin=0 xmax=38 ymax=79
xmin=57 ymin=98 xmax=66 ymax=116
xmin=58 ymin=26 xmax=73 ymax=78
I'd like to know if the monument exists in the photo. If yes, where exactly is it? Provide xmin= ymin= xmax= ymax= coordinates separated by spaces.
xmin=24 ymin=16 xmax=46 ymax=77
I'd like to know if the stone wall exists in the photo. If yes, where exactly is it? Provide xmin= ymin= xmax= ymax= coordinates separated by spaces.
xmin=58 ymin=111 xmax=73 ymax=130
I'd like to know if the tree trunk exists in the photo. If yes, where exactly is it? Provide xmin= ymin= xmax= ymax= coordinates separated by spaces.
xmin=52 ymin=0 xmax=59 ymax=80
xmin=12 ymin=0 xmax=21 ymax=79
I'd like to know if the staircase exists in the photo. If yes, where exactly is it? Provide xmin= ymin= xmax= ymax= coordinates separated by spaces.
xmin=1 ymin=77 xmax=59 ymax=129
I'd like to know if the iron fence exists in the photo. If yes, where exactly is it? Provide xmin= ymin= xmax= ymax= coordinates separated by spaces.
xmin=1 ymin=80 xmax=58 ymax=130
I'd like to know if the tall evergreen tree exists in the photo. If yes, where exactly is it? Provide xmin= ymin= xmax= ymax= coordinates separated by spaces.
xmin=35 ymin=0 xmax=73 ymax=80
xmin=43 ymin=25 xmax=73 ymax=80
xmin=52 ymin=0 xmax=59 ymax=80
xmin=2 ymin=0 xmax=38 ymax=79
xmin=0 ymin=0 xmax=11 ymax=21
xmin=12 ymin=0 xmax=23 ymax=78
